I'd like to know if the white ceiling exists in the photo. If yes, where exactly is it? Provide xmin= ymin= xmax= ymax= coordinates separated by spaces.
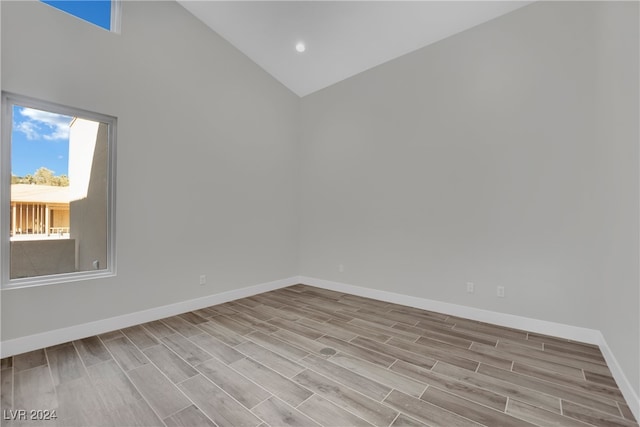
xmin=178 ymin=1 xmax=533 ymax=97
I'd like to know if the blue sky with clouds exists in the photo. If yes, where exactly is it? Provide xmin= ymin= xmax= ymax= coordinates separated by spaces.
xmin=12 ymin=106 xmax=73 ymax=177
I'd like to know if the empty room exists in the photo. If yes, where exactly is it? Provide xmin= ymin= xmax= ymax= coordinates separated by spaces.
xmin=1 ymin=1 xmax=638 ymax=426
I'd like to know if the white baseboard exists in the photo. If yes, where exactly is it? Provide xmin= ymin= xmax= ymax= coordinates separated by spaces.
xmin=2 ymin=274 xmax=638 ymax=421
xmin=0 ymin=276 xmax=298 ymax=358
xmin=299 ymin=276 xmax=601 ymax=343
xmin=598 ymin=333 xmax=640 ymax=421
xmin=298 ymin=275 xmax=639 ymax=421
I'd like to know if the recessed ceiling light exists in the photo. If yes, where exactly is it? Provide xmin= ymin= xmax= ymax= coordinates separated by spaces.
xmin=295 ymin=42 xmax=306 ymax=53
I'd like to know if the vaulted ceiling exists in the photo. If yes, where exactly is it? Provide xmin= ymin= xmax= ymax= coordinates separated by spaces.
xmin=178 ymin=1 xmax=533 ymax=97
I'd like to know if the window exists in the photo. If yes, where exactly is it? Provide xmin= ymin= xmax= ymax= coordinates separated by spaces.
xmin=41 ymin=0 xmax=121 ymax=33
xmin=1 ymin=93 xmax=117 ymax=288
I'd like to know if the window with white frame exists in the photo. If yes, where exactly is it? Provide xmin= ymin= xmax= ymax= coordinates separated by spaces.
xmin=1 ymin=93 xmax=117 ymax=288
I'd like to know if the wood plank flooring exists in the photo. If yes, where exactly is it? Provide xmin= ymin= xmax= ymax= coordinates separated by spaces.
xmin=0 ymin=284 xmax=637 ymax=427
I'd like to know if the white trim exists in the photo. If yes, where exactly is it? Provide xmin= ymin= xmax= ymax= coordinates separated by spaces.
xmin=0 ymin=93 xmax=12 ymax=289
xmin=110 ymin=0 xmax=122 ymax=34
xmin=299 ymin=276 xmax=600 ymax=343
xmin=598 ymin=333 xmax=640 ymax=421
xmin=1 ymin=92 xmax=117 ymax=289
xmin=0 ymin=276 xmax=298 ymax=358
xmin=298 ymin=275 xmax=639 ymax=420
xmin=2 ymin=274 xmax=637 ymax=421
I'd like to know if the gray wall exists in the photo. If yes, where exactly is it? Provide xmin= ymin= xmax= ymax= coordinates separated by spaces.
xmin=591 ymin=1 xmax=640 ymax=398
xmin=1 ymin=1 xmax=299 ymax=338
xmin=298 ymin=1 xmax=638 ymax=395
xmin=2 ymin=0 xmax=637 ymax=399
xmin=70 ymin=122 xmax=108 ymax=272
xmin=10 ymin=240 xmax=76 ymax=279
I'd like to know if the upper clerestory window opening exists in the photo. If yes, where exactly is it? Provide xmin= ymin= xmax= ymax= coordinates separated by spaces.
xmin=41 ymin=0 xmax=120 ymax=33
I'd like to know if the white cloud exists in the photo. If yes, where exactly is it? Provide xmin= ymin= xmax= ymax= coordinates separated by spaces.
xmin=16 ymin=107 xmax=73 ymax=141
xmin=14 ymin=120 xmax=39 ymax=140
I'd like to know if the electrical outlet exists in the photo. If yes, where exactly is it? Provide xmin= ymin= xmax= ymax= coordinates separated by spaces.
xmin=338 ymin=264 xmax=344 ymax=273
xmin=497 ymin=286 xmax=505 ymax=298
xmin=466 ymin=282 xmax=474 ymax=293
xmin=199 ymin=275 xmax=206 ymax=285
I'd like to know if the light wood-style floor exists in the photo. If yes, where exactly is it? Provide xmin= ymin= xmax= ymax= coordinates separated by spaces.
xmin=1 ymin=284 xmax=637 ymax=427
